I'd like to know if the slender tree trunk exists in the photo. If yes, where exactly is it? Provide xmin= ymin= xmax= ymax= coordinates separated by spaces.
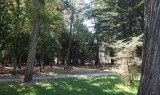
xmin=57 ymin=51 xmax=60 ymax=66
xmin=95 ymin=43 xmax=99 ymax=66
xmin=9 ymin=56 xmax=12 ymax=64
xmin=75 ymin=44 xmax=79 ymax=66
xmin=66 ymin=10 xmax=74 ymax=68
xmin=44 ymin=49 xmax=48 ymax=66
xmin=12 ymin=56 xmax=17 ymax=75
xmin=43 ymin=54 xmax=45 ymax=69
xmin=126 ymin=58 xmax=134 ymax=85
xmin=12 ymin=0 xmax=21 ymax=75
xmin=48 ymin=53 xmax=53 ymax=68
xmin=12 ymin=36 xmax=19 ymax=75
xmin=39 ymin=57 xmax=42 ymax=72
xmin=61 ymin=49 xmax=65 ymax=65
xmin=43 ymin=49 xmax=46 ymax=69
xmin=81 ymin=56 xmax=84 ymax=66
xmin=37 ymin=57 xmax=40 ymax=71
xmin=110 ymin=48 xmax=114 ymax=65
xmin=23 ymin=0 xmax=39 ymax=83
xmin=57 ymin=57 xmax=59 ymax=66
xmin=81 ymin=50 xmax=85 ymax=66
xmin=18 ymin=55 xmax=21 ymax=69
xmin=137 ymin=0 xmax=160 ymax=95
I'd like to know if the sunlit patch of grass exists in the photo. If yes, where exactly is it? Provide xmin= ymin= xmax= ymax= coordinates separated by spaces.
xmin=39 ymin=69 xmax=108 ymax=76
xmin=0 ymin=76 xmax=139 ymax=95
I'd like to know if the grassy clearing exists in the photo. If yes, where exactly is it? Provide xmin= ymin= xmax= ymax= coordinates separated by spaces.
xmin=40 ymin=70 xmax=108 ymax=76
xmin=0 ymin=76 xmax=138 ymax=95
xmin=37 ymin=66 xmax=110 ymax=76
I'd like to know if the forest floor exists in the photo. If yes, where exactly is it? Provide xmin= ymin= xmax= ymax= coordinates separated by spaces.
xmin=0 ymin=64 xmax=121 ymax=82
xmin=0 ymin=76 xmax=138 ymax=95
xmin=0 ymin=72 xmax=114 ymax=82
xmin=0 ymin=64 xmax=139 ymax=95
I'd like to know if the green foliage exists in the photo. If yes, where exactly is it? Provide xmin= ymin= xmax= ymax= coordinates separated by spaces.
xmin=0 ymin=0 xmax=144 ymax=81
xmin=0 ymin=0 xmax=68 ymax=65
xmin=91 ymin=0 xmax=144 ymax=47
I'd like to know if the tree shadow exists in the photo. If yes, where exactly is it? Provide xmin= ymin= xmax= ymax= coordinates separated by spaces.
xmin=0 ymin=76 xmax=137 ymax=95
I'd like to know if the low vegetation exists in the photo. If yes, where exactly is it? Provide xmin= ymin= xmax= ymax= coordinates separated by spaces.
xmin=0 ymin=76 xmax=138 ymax=95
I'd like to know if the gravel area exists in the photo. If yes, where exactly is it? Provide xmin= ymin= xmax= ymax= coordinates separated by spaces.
xmin=0 ymin=72 xmax=114 ymax=83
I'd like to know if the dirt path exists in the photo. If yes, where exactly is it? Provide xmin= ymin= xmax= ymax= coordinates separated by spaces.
xmin=0 ymin=72 xmax=114 ymax=83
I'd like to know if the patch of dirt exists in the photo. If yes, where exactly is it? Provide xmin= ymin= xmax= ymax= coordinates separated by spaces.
xmin=0 ymin=64 xmax=118 ymax=79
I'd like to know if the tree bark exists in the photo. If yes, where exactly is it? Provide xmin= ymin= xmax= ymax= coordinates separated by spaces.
xmin=95 ymin=43 xmax=99 ymax=66
xmin=57 ymin=51 xmax=60 ymax=66
xmin=137 ymin=0 xmax=160 ymax=95
xmin=12 ymin=56 xmax=17 ymax=75
xmin=75 ymin=44 xmax=79 ymax=66
xmin=110 ymin=48 xmax=114 ymax=65
xmin=23 ymin=0 xmax=39 ymax=83
xmin=12 ymin=0 xmax=20 ymax=75
xmin=18 ymin=55 xmax=21 ymax=69
xmin=38 ymin=57 xmax=42 ymax=72
xmin=81 ymin=54 xmax=85 ymax=66
xmin=66 ymin=10 xmax=74 ymax=68
xmin=12 ymin=36 xmax=19 ymax=75
xmin=61 ymin=48 xmax=66 ymax=65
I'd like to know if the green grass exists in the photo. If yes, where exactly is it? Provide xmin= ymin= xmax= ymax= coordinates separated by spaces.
xmin=0 ymin=76 xmax=138 ymax=95
xmin=40 ymin=70 xmax=107 ymax=76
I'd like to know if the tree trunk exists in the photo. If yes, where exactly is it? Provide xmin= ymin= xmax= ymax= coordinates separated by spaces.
xmin=23 ymin=0 xmax=39 ymax=83
xmin=57 ymin=57 xmax=60 ymax=66
xmin=61 ymin=49 xmax=65 ymax=65
xmin=81 ymin=55 xmax=85 ymax=66
xmin=66 ymin=10 xmax=74 ymax=68
xmin=9 ymin=56 xmax=12 ymax=64
xmin=43 ymin=50 xmax=46 ymax=69
xmin=12 ymin=56 xmax=17 ymax=75
xmin=137 ymin=1 xmax=160 ymax=95
xmin=95 ymin=43 xmax=99 ymax=66
xmin=38 ymin=57 xmax=42 ymax=72
xmin=44 ymin=49 xmax=48 ymax=66
xmin=110 ymin=48 xmax=114 ymax=65
xmin=12 ymin=29 xmax=19 ymax=75
xmin=18 ymin=55 xmax=21 ymax=69
xmin=75 ymin=44 xmax=79 ymax=66
xmin=57 ymin=51 xmax=60 ymax=66
xmin=12 ymin=0 xmax=21 ymax=75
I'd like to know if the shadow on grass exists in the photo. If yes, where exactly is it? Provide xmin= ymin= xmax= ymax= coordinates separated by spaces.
xmin=0 ymin=76 xmax=137 ymax=95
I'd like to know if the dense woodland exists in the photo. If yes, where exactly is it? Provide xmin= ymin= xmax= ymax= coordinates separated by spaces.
xmin=1 ymin=0 xmax=160 ymax=95
xmin=0 ymin=0 xmax=160 ymax=95
xmin=0 ymin=0 xmax=143 ymax=80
